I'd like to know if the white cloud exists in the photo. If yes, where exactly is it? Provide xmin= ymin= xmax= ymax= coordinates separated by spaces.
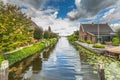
xmin=67 ymin=0 xmax=120 ymax=21
xmin=3 ymin=0 xmax=120 ymax=36
xmin=100 ymin=6 xmax=120 ymax=23
xmin=75 ymin=0 xmax=81 ymax=8
xmin=110 ymin=23 xmax=120 ymax=32
xmin=32 ymin=11 xmax=79 ymax=36
xmin=1 ymin=0 xmax=80 ymax=36
xmin=102 ymin=8 xmax=115 ymax=19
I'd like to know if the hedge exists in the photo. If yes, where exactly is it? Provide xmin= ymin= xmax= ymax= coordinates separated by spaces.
xmin=0 ymin=38 xmax=57 ymax=66
xmin=93 ymin=43 xmax=105 ymax=48
xmin=112 ymin=37 xmax=119 ymax=46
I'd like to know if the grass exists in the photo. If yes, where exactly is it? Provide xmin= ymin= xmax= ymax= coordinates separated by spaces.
xmin=0 ymin=38 xmax=57 ymax=66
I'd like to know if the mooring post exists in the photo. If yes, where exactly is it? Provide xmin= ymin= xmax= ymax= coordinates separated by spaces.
xmin=0 ymin=60 xmax=9 ymax=80
xmin=98 ymin=60 xmax=105 ymax=80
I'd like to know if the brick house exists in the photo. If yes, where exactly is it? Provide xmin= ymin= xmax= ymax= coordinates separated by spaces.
xmin=79 ymin=23 xmax=114 ymax=44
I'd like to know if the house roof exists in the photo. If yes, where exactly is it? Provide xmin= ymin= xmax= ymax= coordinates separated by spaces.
xmin=81 ymin=24 xmax=114 ymax=35
xmin=106 ymin=46 xmax=120 ymax=54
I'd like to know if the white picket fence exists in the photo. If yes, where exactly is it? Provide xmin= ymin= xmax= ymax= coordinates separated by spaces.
xmin=0 ymin=60 xmax=9 ymax=80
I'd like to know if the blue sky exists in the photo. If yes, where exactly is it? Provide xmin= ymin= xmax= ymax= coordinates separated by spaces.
xmin=44 ymin=0 xmax=77 ymax=19
xmin=3 ymin=0 xmax=120 ymax=35
xmin=42 ymin=0 xmax=120 ymax=24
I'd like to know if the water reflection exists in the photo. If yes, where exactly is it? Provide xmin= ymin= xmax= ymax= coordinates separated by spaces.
xmin=9 ymin=37 xmax=98 ymax=80
xmin=9 ymin=44 xmax=55 ymax=80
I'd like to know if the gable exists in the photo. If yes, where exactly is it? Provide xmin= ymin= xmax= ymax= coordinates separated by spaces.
xmin=81 ymin=24 xmax=113 ymax=35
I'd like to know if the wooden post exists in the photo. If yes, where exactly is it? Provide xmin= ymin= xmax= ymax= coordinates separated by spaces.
xmin=98 ymin=60 xmax=105 ymax=80
xmin=0 ymin=60 xmax=9 ymax=80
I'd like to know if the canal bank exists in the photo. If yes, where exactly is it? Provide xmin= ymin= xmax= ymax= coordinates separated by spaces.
xmin=5 ymin=38 xmax=58 ymax=66
xmin=70 ymin=41 xmax=120 ymax=80
xmin=8 ymin=37 xmax=98 ymax=80
xmin=0 ymin=38 xmax=58 ymax=80
xmin=8 ymin=43 xmax=56 ymax=80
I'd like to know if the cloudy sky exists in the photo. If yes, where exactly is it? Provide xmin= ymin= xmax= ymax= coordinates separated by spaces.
xmin=2 ymin=0 xmax=120 ymax=35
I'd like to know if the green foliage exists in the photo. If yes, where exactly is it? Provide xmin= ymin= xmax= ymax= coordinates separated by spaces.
xmin=3 ymin=38 xmax=57 ymax=66
xmin=43 ymin=27 xmax=58 ymax=39
xmin=49 ymin=33 xmax=58 ymax=38
xmin=68 ymin=34 xmax=78 ymax=41
xmin=0 ymin=55 xmax=4 ymax=66
xmin=74 ymin=30 xmax=79 ymax=36
xmin=44 ymin=30 xmax=50 ymax=39
xmin=116 ymin=28 xmax=120 ymax=43
xmin=93 ymin=43 xmax=105 ymax=48
xmin=112 ymin=37 xmax=119 ymax=46
xmin=48 ymin=26 xmax=51 ymax=32
xmin=78 ymin=39 xmax=85 ymax=43
xmin=73 ymin=43 xmax=120 ymax=80
xmin=34 ymin=27 xmax=43 ymax=40
xmin=0 ymin=1 xmax=36 ymax=53
xmin=87 ymin=40 xmax=92 ymax=44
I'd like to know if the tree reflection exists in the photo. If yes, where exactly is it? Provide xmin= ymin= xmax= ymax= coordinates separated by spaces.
xmin=8 ymin=44 xmax=56 ymax=80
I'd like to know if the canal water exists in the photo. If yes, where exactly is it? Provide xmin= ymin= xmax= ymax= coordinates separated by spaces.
xmin=9 ymin=37 xmax=98 ymax=80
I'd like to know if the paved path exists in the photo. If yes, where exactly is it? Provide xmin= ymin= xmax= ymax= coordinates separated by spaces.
xmin=4 ymin=44 xmax=33 ymax=55
xmin=75 ymin=41 xmax=115 ymax=53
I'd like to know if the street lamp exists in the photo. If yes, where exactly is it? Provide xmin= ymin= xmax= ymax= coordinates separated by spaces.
xmin=97 ymin=23 xmax=100 ymax=43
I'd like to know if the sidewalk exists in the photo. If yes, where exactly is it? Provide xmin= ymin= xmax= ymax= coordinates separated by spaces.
xmin=4 ymin=40 xmax=45 ymax=55
xmin=75 ymin=41 xmax=115 ymax=54
xmin=4 ymin=44 xmax=33 ymax=55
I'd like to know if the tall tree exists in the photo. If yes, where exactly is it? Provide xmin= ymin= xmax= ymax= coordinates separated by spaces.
xmin=48 ymin=26 xmax=51 ymax=32
xmin=43 ymin=30 xmax=50 ymax=39
xmin=116 ymin=28 xmax=120 ymax=44
xmin=0 ymin=1 xmax=35 ymax=52
xmin=33 ymin=27 xmax=43 ymax=40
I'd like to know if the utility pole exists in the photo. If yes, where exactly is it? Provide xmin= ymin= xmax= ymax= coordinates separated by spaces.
xmin=98 ymin=23 xmax=100 ymax=43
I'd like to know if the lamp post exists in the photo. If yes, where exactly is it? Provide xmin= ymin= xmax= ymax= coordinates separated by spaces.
xmin=97 ymin=23 xmax=100 ymax=43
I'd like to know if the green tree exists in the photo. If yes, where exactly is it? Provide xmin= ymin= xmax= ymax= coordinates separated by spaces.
xmin=74 ymin=30 xmax=79 ymax=36
xmin=50 ymin=33 xmax=58 ymax=38
xmin=48 ymin=26 xmax=51 ymax=32
xmin=116 ymin=28 xmax=120 ymax=44
xmin=0 ymin=1 xmax=35 ymax=52
xmin=43 ymin=31 xmax=50 ymax=39
xmin=33 ymin=27 xmax=43 ymax=40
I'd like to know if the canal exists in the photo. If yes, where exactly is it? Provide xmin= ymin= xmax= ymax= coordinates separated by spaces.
xmin=9 ymin=37 xmax=98 ymax=80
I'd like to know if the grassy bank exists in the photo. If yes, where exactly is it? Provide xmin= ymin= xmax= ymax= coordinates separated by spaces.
xmin=0 ymin=38 xmax=57 ymax=66
xmin=71 ymin=42 xmax=120 ymax=80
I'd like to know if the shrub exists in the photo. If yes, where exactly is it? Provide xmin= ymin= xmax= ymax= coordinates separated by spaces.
xmin=0 ymin=55 xmax=4 ymax=66
xmin=68 ymin=35 xmax=78 ymax=41
xmin=87 ymin=40 xmax=92 ymax=44
xmin=93 ymin=43 xmax=105 ymax=48
xmin=3 ymin=38 xmax=57 ymax=66
xmin=78 ymin=39 xmax=85 ymax=43
xmin=112 ymin=37 xmax=119 ymax=46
